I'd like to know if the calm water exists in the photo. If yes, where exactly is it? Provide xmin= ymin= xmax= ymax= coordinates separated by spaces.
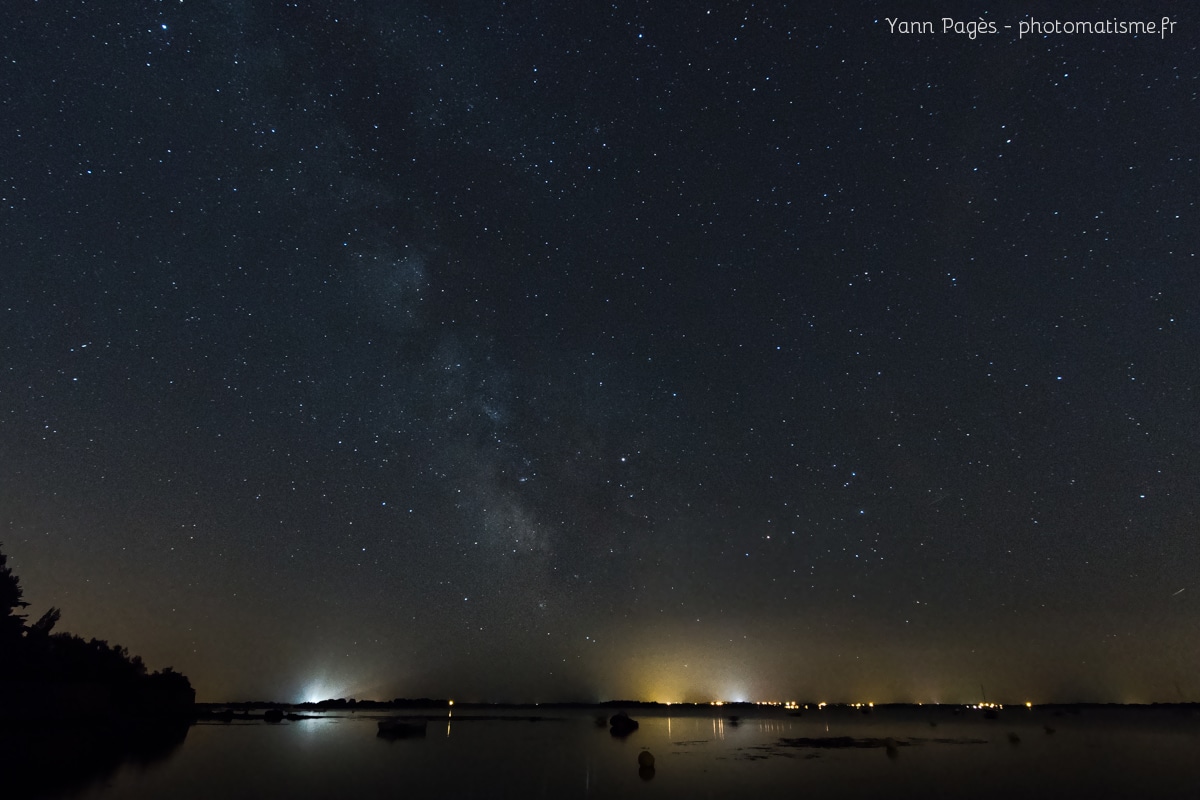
xmin=49 ymin=706 xmax=1200 ymax=799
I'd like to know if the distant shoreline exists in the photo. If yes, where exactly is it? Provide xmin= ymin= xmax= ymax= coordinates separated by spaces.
xmin=193 ymin=699 xmax=1200 ymax=712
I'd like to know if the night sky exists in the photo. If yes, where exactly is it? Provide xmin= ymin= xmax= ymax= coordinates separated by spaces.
xmin=2 ymin=2 xmax=1196 ymax=705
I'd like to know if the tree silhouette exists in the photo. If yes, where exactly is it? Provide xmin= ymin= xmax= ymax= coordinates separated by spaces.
xmin=0 ymin=543 xmax=29 ymax=643
xmin=0 ymin=544 xmax=195 ymax=800
xmin=0 ymin=542 xmax=194 ymax=712
xmin=27 ymin=607 xmax=61 ymax=639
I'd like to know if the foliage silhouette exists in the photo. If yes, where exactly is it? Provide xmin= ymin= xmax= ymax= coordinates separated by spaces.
xmin=0 ymin=544 xmax=197 ymax=797
xmin=0 ymin=545 xmax=29 ymax=643
xmin=26 ymin=607 xmax=61 ymax=639
xmin=0 ymin=542 xmax=195 ymax=715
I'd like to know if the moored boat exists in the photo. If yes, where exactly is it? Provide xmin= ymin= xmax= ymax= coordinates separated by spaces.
xmin=377 ymin=717 xmax=428 ymax=738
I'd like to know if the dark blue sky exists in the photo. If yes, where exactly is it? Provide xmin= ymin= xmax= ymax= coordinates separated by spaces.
xmin=2 ymin=2 xmax=1196 ymax=703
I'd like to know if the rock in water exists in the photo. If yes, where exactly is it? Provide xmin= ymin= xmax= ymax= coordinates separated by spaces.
xmin=637 ymin=750 xmax=655 ymax=768
xmin=609 ymin=711 xmax=639 ymax=737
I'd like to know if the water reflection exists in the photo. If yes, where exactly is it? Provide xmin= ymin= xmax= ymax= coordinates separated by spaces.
xmin=1 ymin=717 xmax=189 ymax=800
xmin=711 ymin=715 xmax=726 ymax=739
xmin=27 ymin=706 xmax=1200 ymax=800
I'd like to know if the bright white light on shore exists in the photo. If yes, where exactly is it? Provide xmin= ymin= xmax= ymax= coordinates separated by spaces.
xmin=298 ymin=676 xmax=353 ymax=704
xmin=301 ymin=683 xmax=331 ymax=704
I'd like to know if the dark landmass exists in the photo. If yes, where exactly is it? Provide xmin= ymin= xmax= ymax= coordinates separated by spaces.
xmin=1 ymin=544 xmax=196 ymax=798
xmin=195 ymin=698 xmax=1200 ymax=719
xmin=1 ymin=544 xmax=195 ymax=724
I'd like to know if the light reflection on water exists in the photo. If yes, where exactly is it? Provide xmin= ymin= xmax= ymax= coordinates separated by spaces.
xmin=69 ymin=707 xmax=1200 ymax=799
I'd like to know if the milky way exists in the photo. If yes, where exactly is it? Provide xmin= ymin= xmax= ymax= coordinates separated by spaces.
xmin=1 ymin=3 xmax=1196 ymax=704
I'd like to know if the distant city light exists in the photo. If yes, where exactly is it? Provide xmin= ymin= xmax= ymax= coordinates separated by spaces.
xmin=301 ymin=682 xmax=332 ymax=704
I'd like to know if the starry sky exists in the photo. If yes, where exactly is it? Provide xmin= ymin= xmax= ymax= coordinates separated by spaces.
xmin=2 ymin=2 xmax=1197 ymax=704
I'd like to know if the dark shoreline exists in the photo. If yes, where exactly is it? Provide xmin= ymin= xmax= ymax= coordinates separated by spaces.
xmin=194 ymin=699 xmax=1200 ymax=712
